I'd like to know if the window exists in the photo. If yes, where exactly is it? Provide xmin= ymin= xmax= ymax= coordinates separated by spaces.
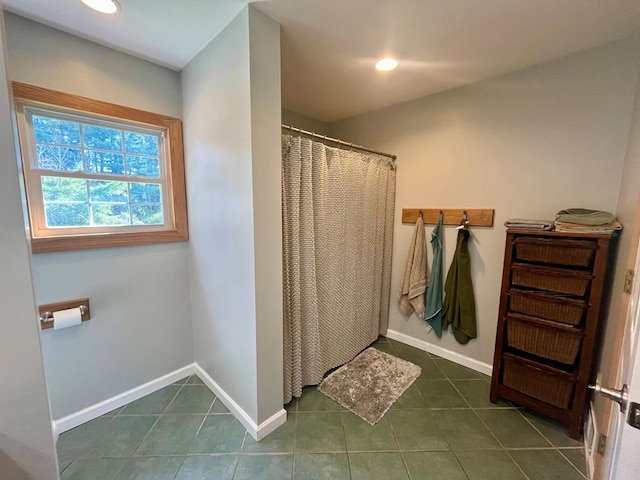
xmin=13 ymin=83 xmax=188 ymax=253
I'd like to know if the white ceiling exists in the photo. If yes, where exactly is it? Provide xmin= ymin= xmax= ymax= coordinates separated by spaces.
xmin=4 ymin=0 xmax=640 ymax=122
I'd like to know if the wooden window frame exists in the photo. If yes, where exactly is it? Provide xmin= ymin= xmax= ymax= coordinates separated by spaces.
xmin=12 ymin=82 xmax=188 ymax=254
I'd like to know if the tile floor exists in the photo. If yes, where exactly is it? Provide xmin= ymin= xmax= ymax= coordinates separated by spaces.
xmin=56 ymin=337 xmax=587 ymax=479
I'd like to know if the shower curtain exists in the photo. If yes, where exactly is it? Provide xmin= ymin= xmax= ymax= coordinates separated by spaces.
xmin=282 ymin=133 xmax=396 ymax=403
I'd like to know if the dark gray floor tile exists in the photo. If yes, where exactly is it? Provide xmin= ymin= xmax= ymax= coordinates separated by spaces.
xmin=433 ymin=359 xmax=485 ymax=379
xmin=452 ymin=379 xmax=510 ymax=408
xmin=403 ymin=451 xmax=468 ymax=480
xmin=57 ymin=417 xmax=113 ymax=469
xmin=392 ymin=345 xmax=445 ymax=378
xmin=171 ymin=377 xmax=189 ymax=386
xmin=133 ymin=415 xmax=203 ymax=456
xmin=83 ymin=415 xmax=159 ymax=457
xmin=388 ymin=410 xmax=448 ymax=451
xmin=476 ymin=409 xmax=551 ymax=448
xmin=372 ymin=341 xmax=397 ymax=355
xmin=349 ymin=452 xmax=410 ymax=480
xmin=342 ymin=413 xmax=398 ymax=451
xmin=414 ymin=379 xmax=467 ymax=408
xmin=294 ymin=453 xmax=350 ymax=480
xmin=116 ymin=457 xmax=183 ymax=480
xmin=295 ymin=412 xmax=346 ymax=453
xmin=60 ymin=458 xmax=126 ymax=480
xmin=433 ymin=410 xmax=500 ymax=450
xmin=456 ymin=449 xmax=527 ymax=479
xmin=391 ymin=384 xmax=427 ymax=409
xmin=510 ymin=449 xmax=586 ymax=480
xmin=189 ymin=414 xmax=245 ymax=454
xmin=560 ymin=448 xmax=587 ymax=477
xmin=102 ymin=406 xmax=126 ymax=417
xmin=120 ymin=386 xmax=181 ymax=415
xmin=285 ymin=397 xmax=298 ymax=412
xmin=234 ymin=454 xmax=293 ymax=480
xmin=297 ymin=386 xmax=344 ymax=411
xmin=185 ymin=375 xmax=204 ymax=385
xmin=243 ymin=415 xmax=295 ymax=453
xmin=175 ymin=455 xmax=237 ymax=480
xmin=210 ymin=398 xmax=230 ymax=413
xmin=165 ymin=385 xmax=215 ymax=414
xmin=519 ymin=409 xmax=582 ymax=447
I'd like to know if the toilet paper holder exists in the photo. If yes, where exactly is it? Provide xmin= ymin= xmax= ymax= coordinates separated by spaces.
xmin=39 ymin=298 xmax=91 ymax=329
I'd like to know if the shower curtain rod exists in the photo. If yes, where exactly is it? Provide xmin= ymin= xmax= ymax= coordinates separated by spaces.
xmin=282 ymin=124 xmax=397 ymax=161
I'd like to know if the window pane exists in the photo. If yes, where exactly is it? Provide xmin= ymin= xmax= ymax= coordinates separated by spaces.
xmin=125 ymin=131 xmax=159 ymax=156
xmin=82 ymin=124 xmax=123 ymax=151
xmin=130 ymin=182 xmax=161 ymax=203
xmin=132 ymin=204 xmax=163 ymax=225
xmin=44 ymin=203 xmax=90 ymax=227
xmin=85 ymin=150 xmax=125 ymax=174
xmin=91 ymin=204 xmax=131 ymax=226
xmin=126 ymin=155 xmax=160 ymax=178
xmin=41 ymin=177 xmax=87 ymax=202
xmin=36 ymin=145 xmax=83 ymax=171
xmin=89 ymin=180 xmax=129 ymax=203
xmin=33 ymin=115 xmax=80 ymax=146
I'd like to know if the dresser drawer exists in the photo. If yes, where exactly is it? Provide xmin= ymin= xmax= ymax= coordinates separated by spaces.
xmin=513 ymin=237 xmax=596 ymax=267
xmin=506 ymin=313 xmax=582 ymax=364
xmin=502 ymin=353 xmax=576 ymax=409
xmin=511 ymin=264 xmax=593 ymax=296
xmin=508 ymin=289 xmax=586 ymax=325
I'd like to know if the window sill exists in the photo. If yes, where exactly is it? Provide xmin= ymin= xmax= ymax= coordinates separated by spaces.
xmin=31 ymin=227 xmax=189 ymax=254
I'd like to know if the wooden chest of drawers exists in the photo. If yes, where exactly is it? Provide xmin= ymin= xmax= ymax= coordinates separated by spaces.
xmin=490 ymin=229 xmax=615 ymax=438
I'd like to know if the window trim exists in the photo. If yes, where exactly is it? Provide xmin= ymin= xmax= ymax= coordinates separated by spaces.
xmin=12 ymin=82 xmax=188 ymax=254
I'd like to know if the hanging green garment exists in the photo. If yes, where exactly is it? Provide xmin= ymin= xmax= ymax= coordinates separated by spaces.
xmin=425 ymin=216 xmax=444 ymax=337
xmin=442 ymin=229 xmax=477 ymax=344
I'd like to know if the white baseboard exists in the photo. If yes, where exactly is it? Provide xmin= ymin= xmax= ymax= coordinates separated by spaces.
xmin=194 ymin=364 xmax=287 ymax=441
xmin=385 ymin=329 xmax=493 ymax=376
xmin=53 ymin=364 xmax=197 ymax=435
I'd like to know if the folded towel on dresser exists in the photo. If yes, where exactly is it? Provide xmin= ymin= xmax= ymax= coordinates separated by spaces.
xmin=399 ymin=216 xmax=427 ymax=318
xmin=504 ymin=218 xmax=554 ymax=230
xmin=555 ymin=208 xmax=615 ymax=226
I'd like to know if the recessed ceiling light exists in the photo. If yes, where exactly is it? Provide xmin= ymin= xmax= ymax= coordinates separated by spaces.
xmin=81 ymin=0 xmax=120 ymax=14
xmin=375 ymin=57 xmax=398 ymax=72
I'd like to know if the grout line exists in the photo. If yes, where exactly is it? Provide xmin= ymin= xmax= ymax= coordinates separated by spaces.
xmin=172 ymin=456 xmax=187 ymax=480
xmin=557 ymin=448 xmax=588 ymax=479
xmin=129 ymin=381 xmax=188 ymax=457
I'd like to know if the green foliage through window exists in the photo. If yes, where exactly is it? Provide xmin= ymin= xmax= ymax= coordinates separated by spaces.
xmin=32 ymin=110 xmax=165 ymax=229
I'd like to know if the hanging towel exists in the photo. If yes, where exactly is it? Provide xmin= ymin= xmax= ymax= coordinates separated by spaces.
xmin=399 ymin=217 xmax=427 ymax=318
xmin=425 ymin=216 xmax=444 ymax=337
xmin=442 ymin=229 xmax=477 ymax=345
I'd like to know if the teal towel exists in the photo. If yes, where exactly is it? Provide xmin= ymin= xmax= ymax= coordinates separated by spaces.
xmin=425 ymin=217 xmax=444 ymax=337
xmin=442 ymin=229 xmax=477 ymax=345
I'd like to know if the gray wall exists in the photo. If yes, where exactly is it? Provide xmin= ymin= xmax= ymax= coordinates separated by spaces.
xmin=333 ymin=38 xmax=640 ymax=367
xmin=3 ymin=13 xmax=194 ymax=419
xmin=183 ymin=5 xmax=283 ymax=424
xmin=0 ymin=11 xmax=59 ymax=479
xmin=282 ymin=109 xmax=332 ymax=136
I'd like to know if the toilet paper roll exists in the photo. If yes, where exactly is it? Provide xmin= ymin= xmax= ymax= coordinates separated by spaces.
xmin=53 ymin=307 xmax=83 ymax=330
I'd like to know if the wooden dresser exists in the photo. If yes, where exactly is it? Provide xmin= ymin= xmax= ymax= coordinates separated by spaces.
xmin=490 ymin=229 xmax=615 ymax=438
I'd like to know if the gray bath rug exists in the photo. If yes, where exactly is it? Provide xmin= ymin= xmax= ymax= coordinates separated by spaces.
xmin=317 ymin=347 xmax=421 ymax=425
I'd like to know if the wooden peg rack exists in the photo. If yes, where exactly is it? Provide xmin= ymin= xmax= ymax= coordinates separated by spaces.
xmin=402 ymin=208 xmax=495 ymax=227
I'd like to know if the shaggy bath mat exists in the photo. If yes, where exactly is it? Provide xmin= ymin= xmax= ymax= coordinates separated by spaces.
xmin=317 ymin=347 xmax=421 ymax=425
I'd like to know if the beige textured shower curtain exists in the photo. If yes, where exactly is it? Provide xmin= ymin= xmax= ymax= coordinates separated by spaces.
xmin=282 ymin=134 xmax=396 ymax=404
